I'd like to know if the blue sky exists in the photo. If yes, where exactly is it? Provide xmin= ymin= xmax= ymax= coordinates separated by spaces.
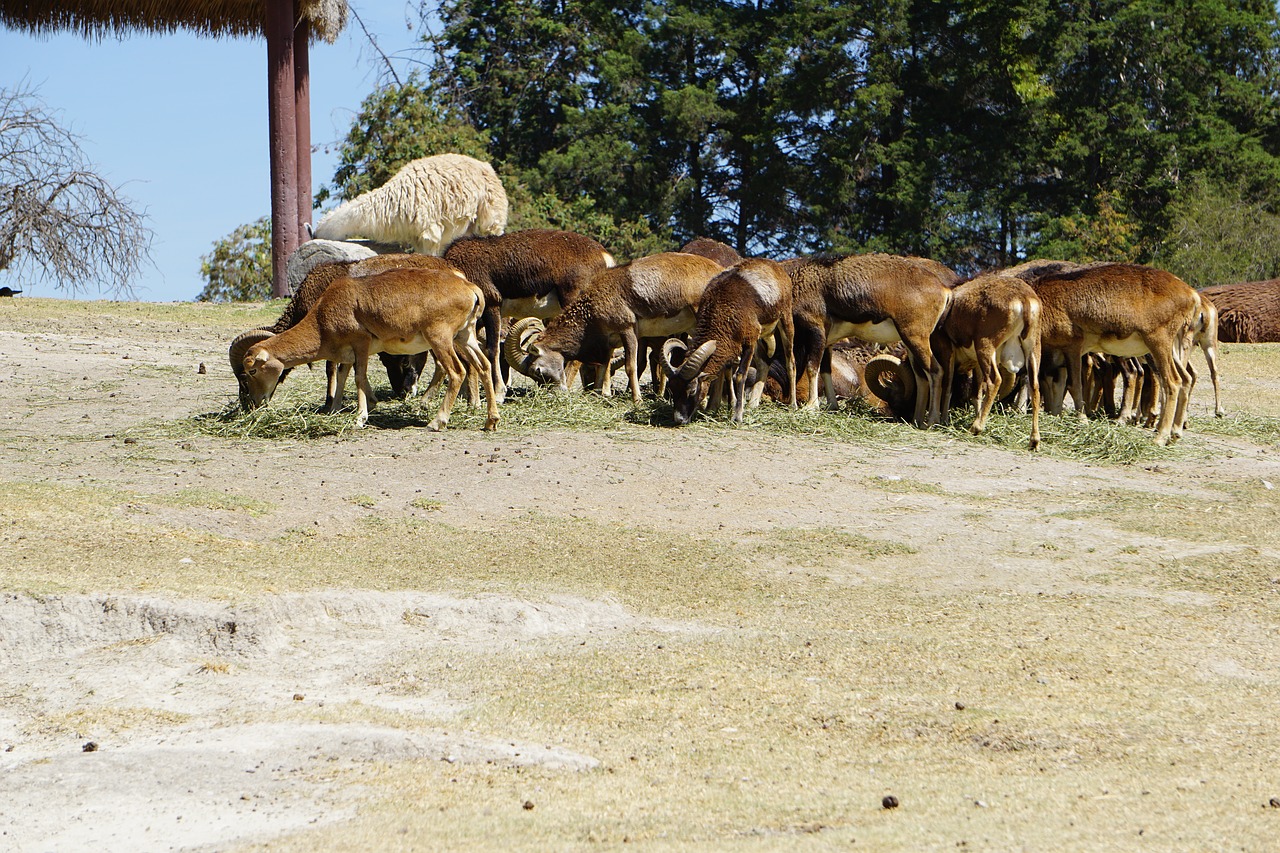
xmin=1 ymin=3 xmax=430 ymax=301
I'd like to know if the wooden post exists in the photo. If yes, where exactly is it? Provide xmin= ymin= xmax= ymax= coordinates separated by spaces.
xmin=266 ymin=0 xmax=298 ymax=298
xmin=294 ymin=12 xmax=313 ymax=242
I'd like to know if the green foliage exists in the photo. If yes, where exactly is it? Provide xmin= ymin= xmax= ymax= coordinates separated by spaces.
xmin=331 ymin=0 xmax=1280 ymax=270
xmin=502 ymin=170 xmax=669 ymax=260
xmin=321 ymin=69 xmax=667 ymax=260
xmin=195 ymin=217 xmax=271 ymax=303
xmin=1027 ymin=191 xmax=1142 ymax=264
xmin=1154 ymin=178 xmax=1280 ymax=288
xmin=318 ymin=75 xmax=492 ymax=205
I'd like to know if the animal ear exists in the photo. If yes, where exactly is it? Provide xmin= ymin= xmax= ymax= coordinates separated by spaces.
xmin=252 ymin=350 xmax=270 ymax=365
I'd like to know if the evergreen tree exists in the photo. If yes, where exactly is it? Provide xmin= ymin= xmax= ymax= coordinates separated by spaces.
xmin=409 ymin=0 xmax=1280 ymax=277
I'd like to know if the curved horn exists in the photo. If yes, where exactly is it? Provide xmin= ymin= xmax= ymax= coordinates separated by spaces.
xmin=864 ymin=353 xmax=915 ymax=405
xmin=661 ymin=338 xmax=688 ymax=378
xmin=502 ymin=316 xmax=545 ymax=377
xmin=677 ymin=340 xmax=717 ymax=381
xmin=229 ymin=329 xmax=274 ymax=378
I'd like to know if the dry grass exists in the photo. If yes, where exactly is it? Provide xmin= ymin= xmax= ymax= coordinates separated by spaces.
xmin=161 ymin=369 xmax=1280 ymax=467
xmin=0 ymin=295 xmax=280 ymax=337
xmin=1048 ymin=480 xmax=1280 ymax=549
xmin=240 ymin=560 xmax=1280 ymax=851
xmin=7 ymin=299 xmax=1280 ymax=850
xmin=7 ymin=469 xmax=1280 ymax=847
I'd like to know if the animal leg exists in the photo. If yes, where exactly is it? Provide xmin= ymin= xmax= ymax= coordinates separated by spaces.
xmin=353 ymin=349 xmax=375 ymax=429
xmin=1040 ymin=350 xmax=1067 ymax=415
xmin=970 ymin=343 xmax=1001 ymax=436
xmin=622 ymin=328 xmax=643 ymax=405
xmin=1025 ymin=338 xmax=1042 ymax=451
xmin=732 ymin=341 xmax=753 ymax=422
xmin=428 ymin=346 xmax=466 ymax=431
xmin=1204 ymin=340 xmax=1224 ymax=417
xmin=325 ymin=361 xmax=339 ymax=410
xmin=460 ymin=336 xmax=500 ymax=431
xmin=794 ymin=317 xmax=825 ymax=411
xmin=1146 ymin=337 xmax=1184 ymax=446
xmin=900 ymin=335 xmax=940 ymax=428
xmin=327 ymin=362 xmax=353 ymax=414
xmin=779 ymin=318 xmax=798 ymax=409
xmin=747 ymin=341 xmax=770 ymax=410
xmin=482 ymin=305 xmax=507 ymax=405
xmin=1064 ymin=345 xmax=1088 ymax=422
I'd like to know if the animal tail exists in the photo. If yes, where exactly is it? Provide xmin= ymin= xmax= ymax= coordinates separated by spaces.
xmin=1020 ymin=295 xmax=1041 ymax=342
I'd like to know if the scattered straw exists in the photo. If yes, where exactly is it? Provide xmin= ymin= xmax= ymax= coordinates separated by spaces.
xmin=159 ymin=380 xmax=1274 ymax=465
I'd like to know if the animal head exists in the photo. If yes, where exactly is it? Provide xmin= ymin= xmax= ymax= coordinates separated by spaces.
xmin=228 ymin=329 xmax=278 ymax=410
xmin=528 ymin=344 xmax=568 ymax=389
xmin=661 ymin=338 xmax=717 ymax=426
xmin=504 ymin=317 xmax=570 ymax=390
xmin=229 ymin=329 xmax=286 ymax=410
xmin=240 ymin=347 xmax=286 ymax=408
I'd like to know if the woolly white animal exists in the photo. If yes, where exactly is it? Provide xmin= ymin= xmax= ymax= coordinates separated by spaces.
xmin=313 ymin=154 xmax=508 ymax=255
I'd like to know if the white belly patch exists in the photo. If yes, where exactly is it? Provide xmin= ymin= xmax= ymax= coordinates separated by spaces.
xmin=637 ymin=308 xmax=696 ymax=337
xmin=502 ymin=293 xmax=563 ymax=319
xmin=1090 ymin=332 xmax=1150 ymax=358
xmin=378 ymin=334 xmax=431 ymax=355
xmin=827 ymin=318 xmax=899 ymax=345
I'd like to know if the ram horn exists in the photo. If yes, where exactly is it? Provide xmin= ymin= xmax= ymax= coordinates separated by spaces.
xmin=228 ymin=328 xmax=275 ymax=410
xmin=503 ymin=316 xmax=545 ymax=377
xmin=229 ymin=329 xmax=274 ymax=378
xmin=864 ymin=353 xmax=915 ymax=405
xmin=677 ymin=340 xmax=717 ymax=381
xmin=660 ymin=338 xmax=688 ymax=377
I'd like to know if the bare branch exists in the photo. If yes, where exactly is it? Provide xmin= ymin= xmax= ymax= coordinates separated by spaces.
xmin=348 ymin=4 xmax=403 ymax=88
xmin=0 ymin=79 xmax=153 ymax=296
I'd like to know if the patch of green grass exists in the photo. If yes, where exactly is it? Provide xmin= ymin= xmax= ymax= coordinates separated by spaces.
xmin=940 ymin=406 xmax=1207 ymax=464
xmin=1192 ymin=412 xmax=1280 ymax=446
xmin=741 ymin=526 xmax=917 ymax=569
xmin=1156 ymin=548 xmax=1280 ymax=599
xmin=864 ymin=474 xmax=961 ymax=499
xmin=347 ymin=494 xmax=377 ymax=509
xmin=1 ymin=295 xmax=278 ymax=324
xmin=1049 ymin=484 xmax=1280 ymax=548
xmin=159 ymin=363 xmax=1280 ymax=466
xmin=183 ymin=395 xmax=357 ymax=441
xmin=156 ymin=488 xmax=274 ymax=516
xmin=409 ymin=497 xmax=445 ymax=512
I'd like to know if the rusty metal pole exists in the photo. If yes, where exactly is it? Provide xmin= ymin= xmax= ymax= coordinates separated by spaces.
xmin=266 ymin=0 xmax=298 ymax=298
xmin=294 ymin=11 xmax=313 ymax=243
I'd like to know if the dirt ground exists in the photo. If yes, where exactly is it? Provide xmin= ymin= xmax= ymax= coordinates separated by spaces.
xmin=2 ymin=297 xmax=1280 ymax=851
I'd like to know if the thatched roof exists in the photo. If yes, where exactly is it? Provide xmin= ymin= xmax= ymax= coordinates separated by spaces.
xmin=0 ymin=0 xmax=347 ymax=43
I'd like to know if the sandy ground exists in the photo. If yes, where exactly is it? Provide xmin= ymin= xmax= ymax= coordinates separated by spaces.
xmin=2 ymin=298 xmax=1280 ymax=851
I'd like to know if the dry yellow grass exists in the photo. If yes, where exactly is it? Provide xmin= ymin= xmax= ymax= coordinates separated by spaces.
xmin=3 ymin=298 xmax=1280 ymax=850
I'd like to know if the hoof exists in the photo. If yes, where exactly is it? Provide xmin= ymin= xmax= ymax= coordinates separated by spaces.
xmin=428 ymin=418 xmax=446 ymax=432
xmin=484 ymin=417 xmax=499 ymax=431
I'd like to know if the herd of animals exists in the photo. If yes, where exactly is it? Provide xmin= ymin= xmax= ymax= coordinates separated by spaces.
xmin=227 ymin=153 xmax=1275 ymax=450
